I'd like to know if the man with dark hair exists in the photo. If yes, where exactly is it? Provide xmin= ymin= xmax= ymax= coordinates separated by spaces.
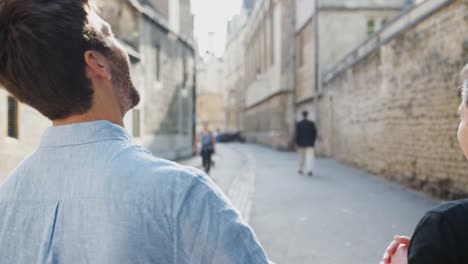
xmin=295 ymin=111 xmax=317 ymax=176
xmin=0 ymin=0 xmax=269 ymax=263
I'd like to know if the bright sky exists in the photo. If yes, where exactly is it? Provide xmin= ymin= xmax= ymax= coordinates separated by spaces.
xmin=191 ymin=0 xmax=242 ymax=57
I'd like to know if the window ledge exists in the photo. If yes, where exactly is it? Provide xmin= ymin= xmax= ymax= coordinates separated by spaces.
xmin=4 ymin=137 xmax=19 ymax=144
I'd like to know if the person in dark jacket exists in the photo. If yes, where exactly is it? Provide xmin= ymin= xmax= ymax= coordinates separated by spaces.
xmin=295 ymin=111 xmax=317 ymax=176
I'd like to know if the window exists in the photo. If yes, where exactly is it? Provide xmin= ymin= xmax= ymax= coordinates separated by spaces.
xmin=182 ymin=53 xmax=187 ymax=86
xmin=270 ymin=5 xmax=275 ymax=66
xmin=263 ymin=20 xmax=267 ymax=72
xmin=367 ymin=19 xmax=375 ymax=36
xmin=133 ymin=109 xmax=141 ymax=138
xmin=156 ymin=46 xmax=161 ymax=81
xmin=7 ymin=96 xmax=18 ymax=139
xmin=297 ymin=32 xmax=304 ymax=67
xmin=265 ymin=19 xmax=270 ymax=68
xmin=382 ymin=18 xmax=388 ymax=27
xmin=256 ymin=31 xmax=261 ymax=74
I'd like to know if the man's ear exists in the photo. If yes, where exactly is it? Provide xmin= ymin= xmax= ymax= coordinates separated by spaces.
xmin=84 ymin=50 xmax=111 ymax=81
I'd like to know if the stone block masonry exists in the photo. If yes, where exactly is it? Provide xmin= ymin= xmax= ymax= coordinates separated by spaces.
xmin=319 ymin=0 xmax=468 ymax=199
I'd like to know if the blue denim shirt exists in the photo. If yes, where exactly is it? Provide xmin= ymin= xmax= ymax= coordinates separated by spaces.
xmin=0 ymin=121 xmax=268 ymax=264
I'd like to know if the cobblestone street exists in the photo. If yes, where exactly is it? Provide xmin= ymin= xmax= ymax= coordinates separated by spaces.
xmin=182 ymin=143 xmax=438 ymax=264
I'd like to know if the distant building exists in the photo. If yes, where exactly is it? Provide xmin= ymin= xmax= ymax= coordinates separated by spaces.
xmin=242 ymin=0 xmax=296 ymax=150
xmin=234 ymin=0 xmax=406 ymax=150
xmin=223 ymin=1 xmax=255 ymax=132
xmin=0 ymin=0 xmax=196 ymax=182
xmin=196 ymin=53 xmax=225 ymax=132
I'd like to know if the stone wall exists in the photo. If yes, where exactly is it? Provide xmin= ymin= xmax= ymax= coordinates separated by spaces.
xmin=139 ymin=14 xmax=196 ymax=160
xmin=223 ymin=12 xmax=247 ymax=132
xmin=296 ymin=19 xmax=316 ymax=103
xmin=245 ymin=92 xmax=292 ymax=149
xmin=179 ymin=0 xmax=194 ymax=41
xmin=148 ymin=0 xmax=169 ymax=19
xmin=243 ymin=0 xmax=296 ymax=149
xmin=0 ymin=90 xmax=50 ymax=183
xmin=320 ymin=0 xmax=468 ymax=198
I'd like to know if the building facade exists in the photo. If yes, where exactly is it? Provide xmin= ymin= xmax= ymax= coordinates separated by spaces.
xmin=294 ymin=0 xmax=406 ymax=123
xmin=317 ymin=0 xmax=468 ymax=198
xmin=221 ymin=0 xmax=406 ymax=149
xmin=243 ymin=0 xmax=296 ymax=150
xmin=0 ymin=91 xmax=50 ymax=184
xmin=223 ymin=1 xmax=255 ymax=132
xmin=0 ymin=0 xmax=196 ymax=182
xmin=196 ymin=54 xmax=225 ymax=132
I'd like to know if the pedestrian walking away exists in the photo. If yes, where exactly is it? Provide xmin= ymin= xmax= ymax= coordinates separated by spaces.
xmin=295 ymin=111 xmax=317 ymax=176
xmin=194 ymin=122 xmax=216 ymax=174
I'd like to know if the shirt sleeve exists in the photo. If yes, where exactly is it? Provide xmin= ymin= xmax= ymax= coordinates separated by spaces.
xmin=174 ymin=172 xmax=269 ymax=264
xmin=408 ymin=212 xmax=458 ymax=264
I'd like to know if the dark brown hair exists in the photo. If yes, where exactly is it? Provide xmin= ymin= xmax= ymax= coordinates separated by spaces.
xmin=0 ymin=0 xmax=111 ymax=120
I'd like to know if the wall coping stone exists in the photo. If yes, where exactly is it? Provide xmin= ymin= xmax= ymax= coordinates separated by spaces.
xmin=323 ymin=0 xmax=455 ymax=83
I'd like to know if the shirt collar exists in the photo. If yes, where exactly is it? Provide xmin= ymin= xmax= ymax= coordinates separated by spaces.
xmin=40 ymin=120 xmax=132 ymax=147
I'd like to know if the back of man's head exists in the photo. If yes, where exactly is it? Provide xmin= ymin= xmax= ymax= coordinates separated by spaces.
xmin=302 ymin=111 xmax=308 ymax=119
xmin=0 ymin=0 xmax=111 ymax=120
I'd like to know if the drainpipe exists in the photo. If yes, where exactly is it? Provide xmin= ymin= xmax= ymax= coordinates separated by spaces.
xmin=290 ymin=0 xmax=297 ymax=148
xmin=313 ymin=0 xmax=320 ymax=147
xmin=192 ymin=53 xmax=197 ymax=156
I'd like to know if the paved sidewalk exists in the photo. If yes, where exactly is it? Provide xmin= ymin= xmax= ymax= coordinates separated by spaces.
xmin=179 ymin=144 xmax=256 ymax=222
xmin=180 ymin=143 xmax=438 ymax=264
xmin=243 ymin=144 xmax=437 ymax=264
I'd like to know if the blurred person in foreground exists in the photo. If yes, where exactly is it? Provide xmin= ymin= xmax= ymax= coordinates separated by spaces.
xmin=0 ymin=0 xmax=269 ymax=263
xmin=381 ymin=64 xmax=468 ymax=264
xmin=295 ymin=111 xmax=317 ymax=176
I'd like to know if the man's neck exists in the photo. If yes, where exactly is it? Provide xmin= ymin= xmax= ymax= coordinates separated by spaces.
xmin=53 ymin=112 xmax=124 ymax=127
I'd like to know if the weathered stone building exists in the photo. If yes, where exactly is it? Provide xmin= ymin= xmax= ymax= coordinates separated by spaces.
xmin=143 ymin=0 xmax=194 ymax=40
xmin=237 ymin=0 xmax=406 ymax=149
xmin=295 ymin=0 xmax=406 ymax=122
xmin=0 ymin=0 xmax=196 ymax=182
xmin=223 ymin=0 xmax=256 ymax=132
xmin=318 ymin=0 xmax=468 ymax=198
xmin=243 ymin=0 xmax=296 ymax=149
xmin=196 ymin=54 xmax=225 ymax=132
xmin=0 ymin=91 xmax=50 ymax=184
